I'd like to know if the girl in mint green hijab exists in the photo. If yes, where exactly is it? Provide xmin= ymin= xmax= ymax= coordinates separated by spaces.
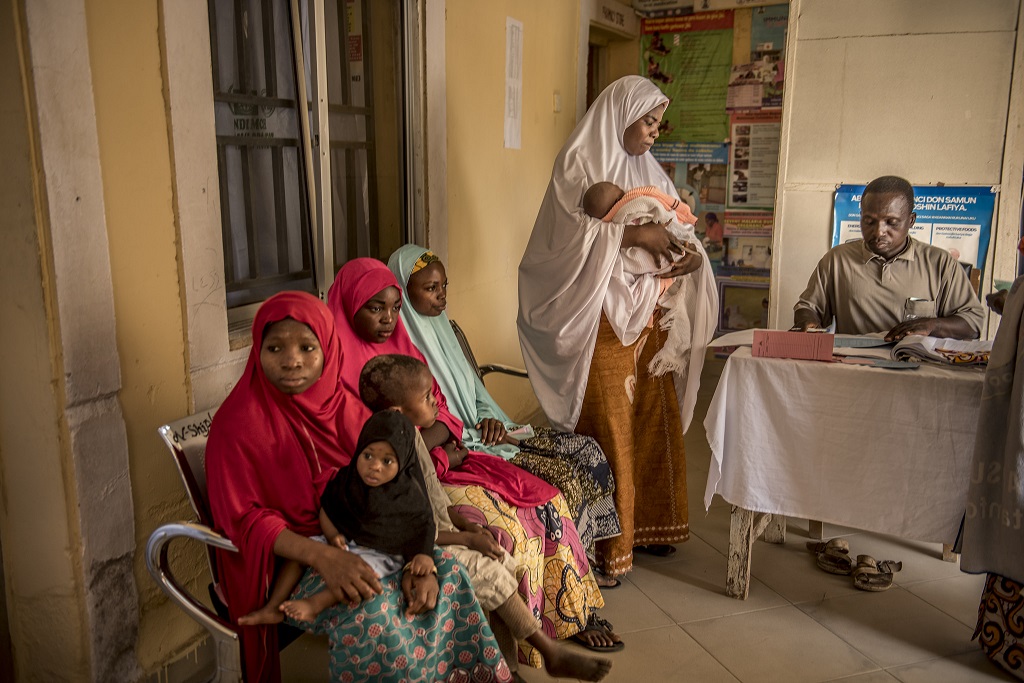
xmin=388 ymin=245 xmax=623 ymax=573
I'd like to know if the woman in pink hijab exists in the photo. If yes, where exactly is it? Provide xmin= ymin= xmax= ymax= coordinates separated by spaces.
xmin=328 ymin=258 xmax=621 ymax=662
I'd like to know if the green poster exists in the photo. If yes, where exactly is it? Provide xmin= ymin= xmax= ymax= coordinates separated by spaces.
xmin=641 ymin=11 xmax=734 ymax=144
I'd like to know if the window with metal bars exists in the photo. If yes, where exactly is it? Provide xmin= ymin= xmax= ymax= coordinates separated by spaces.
xmin=208 ymin=0 xmax=409 ymax=325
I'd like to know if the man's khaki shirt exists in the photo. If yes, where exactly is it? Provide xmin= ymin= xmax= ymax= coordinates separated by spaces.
xmin=794 ymin=238 xmax=984 ymax=335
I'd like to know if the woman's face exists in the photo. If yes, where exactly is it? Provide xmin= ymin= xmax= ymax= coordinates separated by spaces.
xmin=406 ymin=262 xmax=448 ymax=317
xmin=622 ymin=103 xmax=667 ymax=156
xmin=351 ymin=286 xmax=402 ymax=344
xmin=260 ymin=318 xmax=324 ymax=394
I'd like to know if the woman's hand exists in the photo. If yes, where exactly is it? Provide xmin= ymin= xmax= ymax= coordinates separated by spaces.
xmin=987 ymin=289 xmax=1008 ymax=315
xmin=312 ymin=543 xmax=382 ymax=604
xmin=622 ymin=221 xmax=685 ymax=267
xmin=659 ymin=250 xmax=702 ymax=278
xmin=402 ymin=571 xmax=439 ymax=617
xmin=476 ymin=418 xmax=507 ymax=445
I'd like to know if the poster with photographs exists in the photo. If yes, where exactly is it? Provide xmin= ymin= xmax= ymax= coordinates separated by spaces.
xmin=728 ymin=111 xmax=780 ymax=209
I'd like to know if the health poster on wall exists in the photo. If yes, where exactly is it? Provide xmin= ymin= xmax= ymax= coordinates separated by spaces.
xmin=728 ymin=111 xmax=779 ymax=208
xmin=727 ymin=4 xmax=787 ymax=110
xmin=831 ymin=185 xmax=996 ymax=271
xmin=652 ymin=141 xmax=729 ymax=215
xmin=641 ymin=11 xmax=734 ymax=143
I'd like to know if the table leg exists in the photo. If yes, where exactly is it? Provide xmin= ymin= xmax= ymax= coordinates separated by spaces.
xmin=764 ymin=514 xmax=786 ymax=544
xmin=808 ymin=520 xmax=824 ymax=540
xmin=942 ymin=543 xmax=959 ymax=563
xmin=727 ymin=506 xmax=755 ymax=599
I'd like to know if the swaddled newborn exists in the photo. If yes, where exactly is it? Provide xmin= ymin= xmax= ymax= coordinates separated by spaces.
xmin=583 ymin=180 xmax=715 ymax=377
xmin=582 ymin=181 xmax=700 ymax=276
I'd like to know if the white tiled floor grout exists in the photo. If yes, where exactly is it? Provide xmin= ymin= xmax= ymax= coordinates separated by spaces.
xmin=283 ymin=356 xmax=1015 ymax=682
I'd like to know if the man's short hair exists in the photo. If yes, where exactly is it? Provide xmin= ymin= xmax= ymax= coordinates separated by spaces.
xmin=863 ymin=175 xmax=914 ymax=207
xmin=359 ymin=354 xmax=428 ymax=411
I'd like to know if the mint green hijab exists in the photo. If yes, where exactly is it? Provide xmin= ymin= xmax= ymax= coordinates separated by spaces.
xmin=388 ymin=245 xmax=533 ymax=460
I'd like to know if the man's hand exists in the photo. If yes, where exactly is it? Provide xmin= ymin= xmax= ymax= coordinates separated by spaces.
xmin=987 ymin=289 xmax=1008 ymax=315
xmin=476 ymin=418 xmax=507 ymax=446
xmin=790 ymin=320 xmax=824 ymax=332
xmin=402 ymin=571 xmax=439 ymax=617
xmin=884 ymin=317 xmax=939 ymax=342
xmin=313 ymin=544 xmax=382 ymax=605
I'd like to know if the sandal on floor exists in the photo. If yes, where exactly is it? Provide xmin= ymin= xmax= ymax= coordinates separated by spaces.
xmin=594 ymin=571 xmax=621 ymax=589
xmin=852 ymin=554 xmax=902 ymax=592
xmin=635 ymin=544 xmax=677 ymax=557
xmin=806 ymin=538 xmax=854 ymax=575
xmin=570 ymin=614 xmax=624 ymax=653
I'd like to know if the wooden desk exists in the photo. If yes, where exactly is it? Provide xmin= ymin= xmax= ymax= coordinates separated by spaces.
xmin=703 ymin=348 xmax=984 ymax=599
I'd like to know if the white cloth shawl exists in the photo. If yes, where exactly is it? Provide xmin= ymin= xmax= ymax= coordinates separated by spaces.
xmin=517 ymin=75 xmax=712 ymax=432
xmin=960 ymin=275 xmax=1024 ymax=581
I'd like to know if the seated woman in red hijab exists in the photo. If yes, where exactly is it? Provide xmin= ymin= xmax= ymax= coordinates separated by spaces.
xmin=327 ymin=259 xmax=620 ymax=663
xmin=205 ymin=291 xmax=511 ymax=683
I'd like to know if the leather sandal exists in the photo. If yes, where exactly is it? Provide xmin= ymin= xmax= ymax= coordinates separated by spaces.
xmin=852 ymin=554 xmax=902 ymax=591
xmin=806 ymin=538 xmax=854 ymax=575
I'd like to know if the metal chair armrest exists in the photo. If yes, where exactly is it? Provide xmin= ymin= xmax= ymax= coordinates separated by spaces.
xmin=478 ymin=363 xmax=528 ymax=379
xmin=146 ymin=522 xmax=244 ymax=683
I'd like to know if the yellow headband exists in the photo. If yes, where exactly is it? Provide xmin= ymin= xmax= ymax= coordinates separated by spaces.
xmin=411 ymin=251 xmax=441 ymax=275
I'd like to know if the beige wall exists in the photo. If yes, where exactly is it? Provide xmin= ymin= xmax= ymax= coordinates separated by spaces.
xmin=771 ymin=0 xmax=1023 ymax=333
xmin=443 ymin=0 xmax=584 ymax=420
xmin=83 ymin=0 xmax=207 ymax=672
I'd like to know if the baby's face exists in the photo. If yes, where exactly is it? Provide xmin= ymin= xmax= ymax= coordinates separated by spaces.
xmin=356 ymin=440 xmax=399 ymax=487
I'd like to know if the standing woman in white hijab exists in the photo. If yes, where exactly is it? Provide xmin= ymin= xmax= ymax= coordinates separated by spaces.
xmin=518 ymin=76 xmax=716 ymax=578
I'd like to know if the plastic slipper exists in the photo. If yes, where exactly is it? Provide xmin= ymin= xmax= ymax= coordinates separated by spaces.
xmin=806 ymin=538 xmax=854 ymax=575
xmin=852 ymin=554 xmax=902 ymax=592
xmin=570 ymin=614 xmax=624 ymax=652
xmin=635 ymin=544 xmax=676 ymax=557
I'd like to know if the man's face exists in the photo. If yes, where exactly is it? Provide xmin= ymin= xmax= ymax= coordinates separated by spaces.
xmin=860 ymin=191 xmax=915 ymax=260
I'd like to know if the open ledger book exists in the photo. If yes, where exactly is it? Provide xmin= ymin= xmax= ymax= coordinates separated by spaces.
xmin=711 ymin=329 xmax=992 ymax=368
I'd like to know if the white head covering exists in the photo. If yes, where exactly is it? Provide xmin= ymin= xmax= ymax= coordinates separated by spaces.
xmin=517 ymin=75 xmax=713 ymax=432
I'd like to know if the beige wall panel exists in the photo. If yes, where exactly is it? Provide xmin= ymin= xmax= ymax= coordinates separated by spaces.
xmin=797 ymin=0 xmax=1018 ymax=39
xmin=444 ymin=0 xmax=581 ymax=420
xmin=786 ymin=33 xmax=1014 ymax=184
xmin=772 ymin=189 xmax=846 ymax=330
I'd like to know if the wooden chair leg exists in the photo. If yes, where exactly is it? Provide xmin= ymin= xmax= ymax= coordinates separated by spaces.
xmin=764 ymin=514 xmax=786 ymax=544
xmin=942 ymin=543 xmax=959 ymax=562
xmin=808 ymin=520 xmax=824 ymax=540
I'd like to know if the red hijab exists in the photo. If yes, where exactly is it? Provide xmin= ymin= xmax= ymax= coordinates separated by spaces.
xmin=327 ymin=258 xmax=557 ymax=507
xmin=205 ymin=291 xmax=367 ymax=682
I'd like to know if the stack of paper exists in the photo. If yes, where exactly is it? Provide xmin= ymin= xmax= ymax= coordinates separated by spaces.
xmin=751 ymin=329 xmax=834 ymax=361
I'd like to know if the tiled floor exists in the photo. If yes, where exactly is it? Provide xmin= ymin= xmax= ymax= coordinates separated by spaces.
xmin=282 ymin=357 xmax=1015 ymax=682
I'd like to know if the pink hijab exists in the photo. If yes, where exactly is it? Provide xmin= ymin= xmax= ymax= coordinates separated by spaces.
xmin=327 ymin=258 xmax=557 ymax=507
xmin=205 ymin=291 xmax=366 ymax=682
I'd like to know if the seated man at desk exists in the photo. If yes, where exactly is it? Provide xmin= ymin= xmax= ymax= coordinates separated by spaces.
xmin=792 ymin=175 xmax=984 ymax=341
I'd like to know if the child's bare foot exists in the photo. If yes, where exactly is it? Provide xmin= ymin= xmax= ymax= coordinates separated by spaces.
xmin=544 ymin=645 xmax=612 ymax=682
xmin=237 ymin=604 xmax=284 ymax=626
xmin=280 ymin=598 xmax=318 ymax=623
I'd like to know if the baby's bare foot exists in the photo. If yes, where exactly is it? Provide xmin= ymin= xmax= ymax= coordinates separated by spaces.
xmin=237 ymin=605 xmax=284 ymax=626
xmin=545 ymin=646 xmax=612 ymax=682
xmin=280 ymin=598 xmax=318 ymax=623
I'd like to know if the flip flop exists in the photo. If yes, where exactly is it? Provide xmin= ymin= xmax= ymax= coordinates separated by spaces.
xmin=635 ymin=544 xmax=677 ymax=557
xmin=570 ymin=614 xmax=624 ymax=652
xmin=594 ymin=571 xmax=621 ymax=589
xmin=806 ymin=538 xmax=854 ymax=575
xmin=852 ymin=554 xmax=902 ymax=592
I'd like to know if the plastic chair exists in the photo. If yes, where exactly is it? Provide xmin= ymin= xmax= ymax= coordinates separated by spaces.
xmin=449 ymin=319 xmax=528 ymax=383
xmin=147 ymin=409 xmax=303 ymax=682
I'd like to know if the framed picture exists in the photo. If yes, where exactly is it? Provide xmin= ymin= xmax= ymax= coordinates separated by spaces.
xmin=717 ymin=279 xmax=769 ymax=333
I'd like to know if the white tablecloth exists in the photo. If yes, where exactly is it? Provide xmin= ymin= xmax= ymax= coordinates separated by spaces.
xmin=703 ymin=348 xmax=984 ymax=544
